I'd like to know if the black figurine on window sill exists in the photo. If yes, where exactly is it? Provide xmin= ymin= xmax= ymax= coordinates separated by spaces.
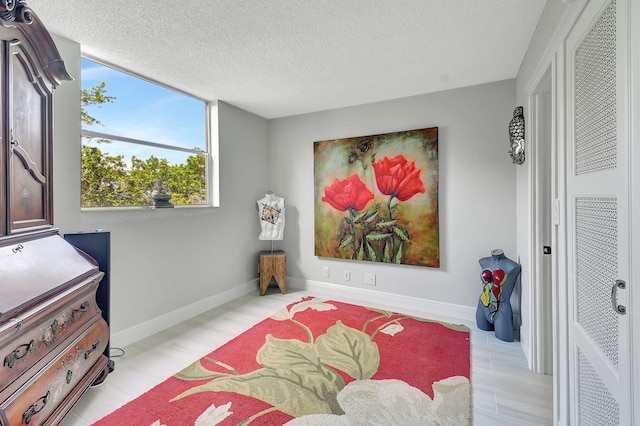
xmin=151 ymin=178 xmax=174 ymax=208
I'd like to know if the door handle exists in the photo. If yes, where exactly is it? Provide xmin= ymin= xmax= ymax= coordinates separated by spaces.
xmin=611 ymin=280 xmax=626 ymax=315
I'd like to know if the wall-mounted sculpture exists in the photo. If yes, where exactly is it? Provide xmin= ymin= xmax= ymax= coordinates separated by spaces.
xmin=508 ymin=106 xmax=525 ymax=165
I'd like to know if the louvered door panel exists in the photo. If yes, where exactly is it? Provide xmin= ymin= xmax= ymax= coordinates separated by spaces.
xmin=565 ymin=0 xmax=631 ymax=423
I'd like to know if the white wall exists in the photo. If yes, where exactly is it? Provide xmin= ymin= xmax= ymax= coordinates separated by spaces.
xmin=52 ymin=35 xmax=271 ymax=345
xmin=269 ymin=80 xmax=518 ymax=310
xmin=51 ymin=34 xmax=519 ymax=345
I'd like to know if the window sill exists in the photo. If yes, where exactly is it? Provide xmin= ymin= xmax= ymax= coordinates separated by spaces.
xmin=81 ymin=204 xmax=216 ymax=213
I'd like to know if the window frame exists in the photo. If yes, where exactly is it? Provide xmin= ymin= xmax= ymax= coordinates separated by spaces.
xmin=80 ymin=55 xmax=215 ymax=210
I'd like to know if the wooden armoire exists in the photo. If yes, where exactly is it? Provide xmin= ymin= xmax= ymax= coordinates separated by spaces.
xmin=0 ymin=1 xmax=111 ymax=425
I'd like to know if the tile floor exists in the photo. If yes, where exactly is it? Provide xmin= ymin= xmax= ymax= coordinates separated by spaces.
xmin=61 ymin=287 xmax=553 ymax=425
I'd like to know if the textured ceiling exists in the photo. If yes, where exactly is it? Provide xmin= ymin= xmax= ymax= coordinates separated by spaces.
xmin=28 ymin=0 xmax=546 ymax=119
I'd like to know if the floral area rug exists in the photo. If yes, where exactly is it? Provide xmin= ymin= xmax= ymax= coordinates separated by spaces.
xmin=93 ymin=297 xmax=471 ymax=425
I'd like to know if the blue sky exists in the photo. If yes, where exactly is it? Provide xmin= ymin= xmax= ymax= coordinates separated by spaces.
xmin=81 ymin=58 xmax=206 ymax=165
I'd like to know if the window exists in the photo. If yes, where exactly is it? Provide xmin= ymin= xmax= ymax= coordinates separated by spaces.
xmin=81 ymin=57 xmax=209 ymax=208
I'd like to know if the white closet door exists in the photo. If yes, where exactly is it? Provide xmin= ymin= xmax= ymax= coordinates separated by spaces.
xmin=565 ymin=0 xmax=631 ymax=424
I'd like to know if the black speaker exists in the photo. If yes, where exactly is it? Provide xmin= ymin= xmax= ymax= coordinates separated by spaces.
xmin=64 ymin=230 xmax=111 ymax=362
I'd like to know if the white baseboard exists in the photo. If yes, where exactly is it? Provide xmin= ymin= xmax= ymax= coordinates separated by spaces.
xmin=287 ymin=278 xmax=476 ymax=325
xmin=110 ymin=279 xmax=257 ymax=349
xmin=111 ymin=277 xmax=477 ymax=349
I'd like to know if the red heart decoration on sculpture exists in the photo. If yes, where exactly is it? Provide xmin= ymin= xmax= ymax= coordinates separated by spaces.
xmin=481 ymin=269 xmax=492 ymax=283
xmin=492 ymin=284 xmax=501 ymax=299
xmin=492 ymin=268 xmax=505 ymax=285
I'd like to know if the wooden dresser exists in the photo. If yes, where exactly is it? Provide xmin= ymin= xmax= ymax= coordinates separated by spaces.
xmin=0 ymin=1 xmax=111 ymax=424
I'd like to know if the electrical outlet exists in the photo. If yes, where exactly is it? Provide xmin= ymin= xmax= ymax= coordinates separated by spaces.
xmin=364 ymin=273 xmax=376 ymax=285
xmin=323 ymin=266 xmax=330 ymax=277
xmin=343 ymin=271 xmax=351 ymax=281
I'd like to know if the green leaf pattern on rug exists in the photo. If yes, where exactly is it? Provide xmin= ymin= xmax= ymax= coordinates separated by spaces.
xmin=169 ymin=298 xmax=463 ymax=423
xmin=172 ymin=334 xmax=346 ymax=417
xmin=316 ymin=321 xmax=379 ymax=380
xmin=175 ymin=357 xmax=239 ymax=381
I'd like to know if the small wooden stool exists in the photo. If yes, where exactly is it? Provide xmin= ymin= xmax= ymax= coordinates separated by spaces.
xmin=259 ymin=250 xmax=286 ymax=295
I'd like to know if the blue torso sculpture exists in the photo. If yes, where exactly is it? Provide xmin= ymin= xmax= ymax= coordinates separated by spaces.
xmin=475 ymin=249 xmax=521 ymax=342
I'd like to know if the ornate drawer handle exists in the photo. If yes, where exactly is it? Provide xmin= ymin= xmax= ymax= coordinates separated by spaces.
xmin=85 ymin=339 xmax=100 ymax=359
xmin=22 ymin=391 xmax=49 ymax=424
xmin=66 ymin=369 xmax=73 ymax=384
xmin=51 ymin=319 xmax=59 ymax=335
xmin=71 ymin=301 xmax=90 ymax=321
xmin=3 ymin=340 xmax=35 ymax=368
xmin=11 ymin=244 xmax=23 ymax=253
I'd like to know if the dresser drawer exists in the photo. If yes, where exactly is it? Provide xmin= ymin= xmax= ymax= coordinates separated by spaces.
xmin=0 ymin=277 xmax=102 ymax=393
xmin=0 ymin=318 xmax=108 ymax=425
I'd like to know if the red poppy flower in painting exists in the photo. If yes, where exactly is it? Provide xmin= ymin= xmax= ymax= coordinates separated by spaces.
xmin=373 ymin=155 xmax=425 ymax=201
xmin=322 ymin=174 xmax=374 ymax=212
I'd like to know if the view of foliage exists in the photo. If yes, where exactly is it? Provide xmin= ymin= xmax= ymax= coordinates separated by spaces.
xmin=81 ymin=83 xmax=207 ymax=207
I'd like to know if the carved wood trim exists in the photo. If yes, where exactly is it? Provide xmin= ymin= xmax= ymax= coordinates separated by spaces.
xmin=11 ymin=141 xmax=47 ymax=185
xmin=0 ymin=0 xmax=72 ymax=86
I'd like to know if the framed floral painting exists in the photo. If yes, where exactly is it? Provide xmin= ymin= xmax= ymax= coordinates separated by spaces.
xmin=314 ymin=127 xmax=439 ymax=268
